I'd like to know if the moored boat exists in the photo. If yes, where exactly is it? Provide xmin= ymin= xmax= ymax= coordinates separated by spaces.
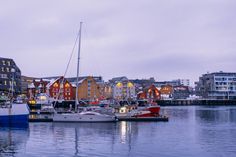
xmin=52 ymin=23 xmax=117 ymax=123
xmin=115 ymin=100 xmax=168 ymax=121
xmin=0 ymin=101 xmax=29 ymax=127
xmin=53 ymin=111 xmax=116 ymax=122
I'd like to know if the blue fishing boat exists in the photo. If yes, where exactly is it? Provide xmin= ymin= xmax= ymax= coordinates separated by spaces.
xmin=0 ymin=101 xmax=29 ymax=126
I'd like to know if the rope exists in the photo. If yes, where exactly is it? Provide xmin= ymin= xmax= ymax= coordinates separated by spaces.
xmin=53 ymin=30 xmax=81 ymax=108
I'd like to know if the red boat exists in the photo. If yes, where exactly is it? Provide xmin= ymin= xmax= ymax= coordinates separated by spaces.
xmin=131 ymin=101 xmax=161 ymax=118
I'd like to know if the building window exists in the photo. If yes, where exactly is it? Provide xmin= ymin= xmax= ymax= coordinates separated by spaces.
xmin=53 ymin=83 xmax=59 ymax=87
xmin=6 ymin=67 xmax=9 ymax=72
xmin=65 ymin=83 xmax=70 ymax=88
xmin=7 ymin=61 xmax=11 ymax=66
xmin=2 ymin=60 xmax=6 ymax=65
xmin=0 ymin=74 xmax=7 ymax=78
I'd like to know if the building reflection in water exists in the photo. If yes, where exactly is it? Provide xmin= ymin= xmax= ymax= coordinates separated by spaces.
xmin=195 ymin=106 xmax=236 ymax=155
xmin=195 ymin=106 xmax=236 ymax=123
xmin=52 ymin=123 xmax=118 ymax=157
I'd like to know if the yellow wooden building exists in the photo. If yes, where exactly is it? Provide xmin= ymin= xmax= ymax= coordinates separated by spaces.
xmin=77 ymin=76 xmax=101 ymax=100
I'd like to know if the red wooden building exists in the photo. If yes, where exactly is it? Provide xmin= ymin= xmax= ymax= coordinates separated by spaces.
xmin=137 ymin=84 xmax=161 ymax=100
xmin=47 ymin=76 xmax=75 ymax=101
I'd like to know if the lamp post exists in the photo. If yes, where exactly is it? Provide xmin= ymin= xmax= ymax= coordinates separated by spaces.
xmin=11 ymin=68 xmax=15 ymax=102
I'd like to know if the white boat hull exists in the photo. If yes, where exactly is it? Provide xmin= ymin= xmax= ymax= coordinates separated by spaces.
xmin=53 ymin=113 xmax=116 ymax=122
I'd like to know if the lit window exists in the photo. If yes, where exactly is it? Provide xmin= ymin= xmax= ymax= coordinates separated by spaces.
xmin=65 ymin=83 xmax=70 ymax=88
xmin=53 ymin=83 xmax=59 ymax=87
xmin=116 ymin=82 xmax=123 ymax=87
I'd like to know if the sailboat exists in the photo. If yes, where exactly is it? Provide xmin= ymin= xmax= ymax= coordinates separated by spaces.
xmin=53 ymin=22 xmax=116 ymax=122
xmin=0 ymin=70 xmax=29 ymax=127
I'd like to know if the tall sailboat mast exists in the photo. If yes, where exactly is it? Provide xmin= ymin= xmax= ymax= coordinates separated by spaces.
xmin=75 ymin=22 xmax=82 ymax=112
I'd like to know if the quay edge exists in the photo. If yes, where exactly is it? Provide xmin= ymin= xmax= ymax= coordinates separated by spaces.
xmin=156 ymin=99 xmax=236 ymax=106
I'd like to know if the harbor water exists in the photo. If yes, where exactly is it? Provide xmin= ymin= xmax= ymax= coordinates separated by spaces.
xmin=1 ymin=106 xmax=236 ymax=157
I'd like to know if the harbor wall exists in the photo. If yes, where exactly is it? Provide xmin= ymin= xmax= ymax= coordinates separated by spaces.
xmin=156 ymin=100 xmax=236 ymax=106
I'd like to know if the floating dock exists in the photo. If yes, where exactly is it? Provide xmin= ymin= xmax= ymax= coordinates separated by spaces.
xmin=29 ymin=118 xmax=53 ymax=122
xmin=29 ymin=115 xmax=169 ymax=122
xmin=117 ymin=116 xmax=169 ymax=122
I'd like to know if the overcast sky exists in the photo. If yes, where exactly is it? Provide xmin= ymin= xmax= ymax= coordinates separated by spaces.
xmin=1 ymin=0 xmax=236 ymax=85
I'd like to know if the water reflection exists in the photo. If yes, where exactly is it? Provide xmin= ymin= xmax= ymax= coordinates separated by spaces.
xmin=0 ymin=127 xmax=29 ymax=156
xmin=194 ymin=106 xmax=236 ymax=156
xmin=1 ymin=106 xmax=236 ymax=157
xmin=196 ymin=106 xmax=236 ymax=124
xmin=51 ymin=123 xmax=118 ymax=157
xmin=120 ymin=121 xmax=128 ymax=144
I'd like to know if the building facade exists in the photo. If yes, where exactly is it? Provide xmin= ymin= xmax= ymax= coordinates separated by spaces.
xmin=27 ymin=78 xmax=50 ymax=99
xmin=154 ymin=79 xmax=190 ymax=87
xmin=172 ymin=85 xmax=190 ymax=100
xmin=137 ymin=84 xmax=161 ymax=100
xmin=160 ymin=85 xmax=173 ymax=99
xmin=47 ymin=76 xmax=75 ymax=101
xmin=0 ymin=57 xmax=21 ymax=95
xmin=112 ymin=81 xmax=136 ymax=100
xmin=195 ymin=72 xmax=236 ymax=99
xmin=76 ymin=76 xmax=101 ymax=100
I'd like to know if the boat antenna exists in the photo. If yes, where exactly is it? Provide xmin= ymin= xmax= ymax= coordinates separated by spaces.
xmin=75 ymin=22 xmax=82 ymax=112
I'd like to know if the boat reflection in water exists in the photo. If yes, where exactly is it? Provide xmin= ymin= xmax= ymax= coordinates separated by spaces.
xmin=0 ymin=127 xmax=29 ymax=156
xmin=52 ymin=122 xmax=118 ymax=156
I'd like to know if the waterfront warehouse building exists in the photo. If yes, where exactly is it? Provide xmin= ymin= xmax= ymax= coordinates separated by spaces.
xmin=195 ymin=72 xmax=236 ymax=100
xmin=0 ymin=57 xmax=21 ymax=95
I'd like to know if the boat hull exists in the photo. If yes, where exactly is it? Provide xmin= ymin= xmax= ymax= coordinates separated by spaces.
xmin=0 ymin=103 xmax=29 ymax=127
xmin=53 ymin=113 xmax=116 ymax=122
xmin=0 ymin=114 xmax=29 ymax=126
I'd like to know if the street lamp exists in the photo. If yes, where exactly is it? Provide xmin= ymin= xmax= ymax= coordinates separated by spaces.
xmin=11 ymin=68 xmax=15 ymax=101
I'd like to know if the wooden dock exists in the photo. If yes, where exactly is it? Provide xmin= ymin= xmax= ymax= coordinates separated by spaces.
xmin=117 ymin=116 xmax=169 ymax=122
xmin=29 ymin=115 xmax=169 ymax=122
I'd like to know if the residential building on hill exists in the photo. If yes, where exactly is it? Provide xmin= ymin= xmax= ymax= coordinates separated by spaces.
xmin=0 ymin=57 xmax=21 ymax=95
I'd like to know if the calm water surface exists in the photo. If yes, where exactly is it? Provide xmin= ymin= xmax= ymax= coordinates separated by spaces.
xmin=1 ymin=106 xmax=236 ymax=157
